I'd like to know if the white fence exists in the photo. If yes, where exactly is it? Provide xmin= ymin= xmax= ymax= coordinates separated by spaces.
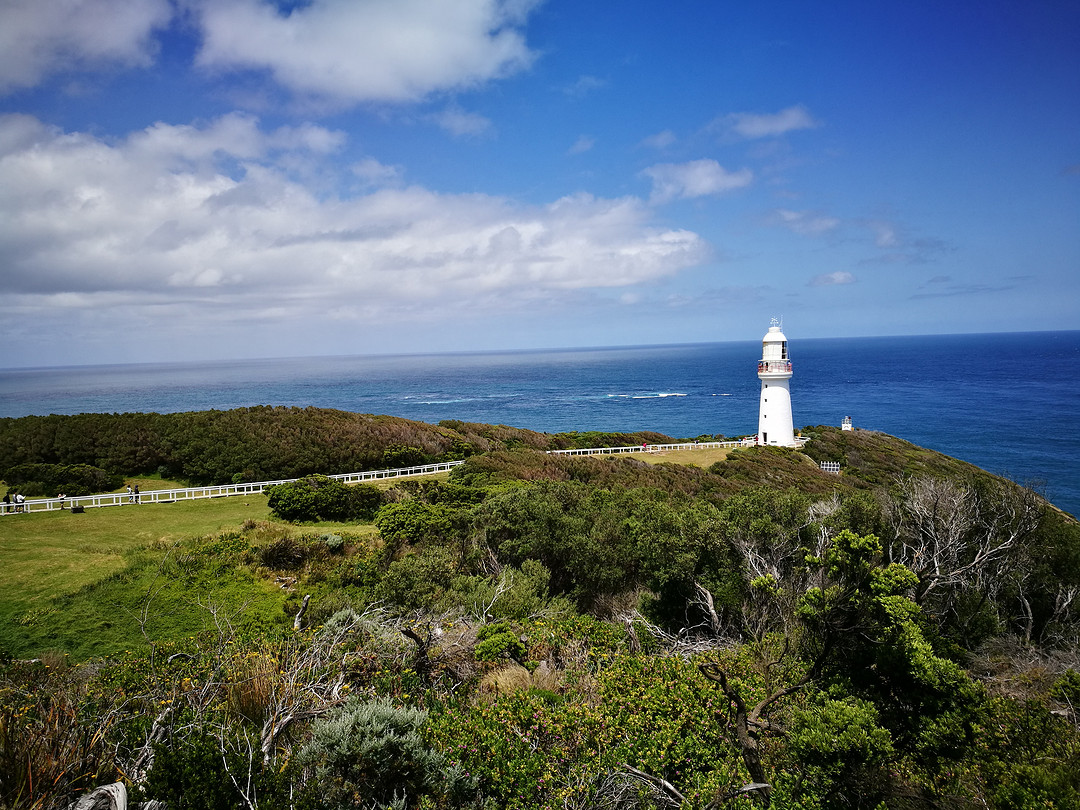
xmin=3 ymin=441 xmax=768 ymax=516
xmin=2 ymin=461 xmax=465 ymax=515
xmin=548 ymin=440 xmax=751 ymax=457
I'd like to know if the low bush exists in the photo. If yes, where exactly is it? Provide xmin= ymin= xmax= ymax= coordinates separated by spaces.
xmin=2 ymin=462 xmax=122 ymax=496
xmin=143 ymin=730 xmax=291 ymax=810
xmin=267 ymin=477 xmax=386 ymax=523
xmin=297 ymin=696 xmax=469 ymax=810
xmin=259 ymin=535 xmax=311 ymax=570
xmin=475 ymin=621 xmax=526 ymax=664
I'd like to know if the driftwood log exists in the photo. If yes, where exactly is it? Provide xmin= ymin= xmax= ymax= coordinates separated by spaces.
xmin=70 ymin=783 xmax=127 ymax=810
xmin=293 ymin=593 xmax=311 ymax=630
xmin=68 ymin=782 xmax=165 ymax=810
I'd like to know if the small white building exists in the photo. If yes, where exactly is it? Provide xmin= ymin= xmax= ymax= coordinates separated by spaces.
xmin=842 ymin=416 xmax=853 ymax=431
xmin=757 ymin=320 xmax=797 ymax=447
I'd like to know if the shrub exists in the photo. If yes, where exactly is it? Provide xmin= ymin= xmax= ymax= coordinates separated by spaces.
xmin=267 ymin=478 xmax=323 ymax=522
xmin=374 ymin=501 xmax=455 ymax=551
xmin=321 ymin=533 xmax=345 ymax=553
xmin=347 ymin=483 xmax=385 ymax=520
xmin=376 ymin=547 xmax=458 ymax=611
xmin=475 ymin=621 xmax=525 ymax=664
xmin=259 ymin=536 xmax=310 ymax=570
xmin=776 ymin=697 xmax=895 ymax=806
xmin=268 ymin=477 xmax=387 ymax=523
xmin=383 ymin=444 xmax=429 ymax=469
xmin=142 ymin=731 xmax=291 ymax=810
xmin=3 ymin=462 xmax=122 ymax=496
xmin=297 ymin=696 xmax=467 ymax=810
xmin=455 ymin=560 xmax=570 ymax=622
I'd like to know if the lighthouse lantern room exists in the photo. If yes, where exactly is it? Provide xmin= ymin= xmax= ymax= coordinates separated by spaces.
xmin=757 ymin=319 xmax=796 ymax=447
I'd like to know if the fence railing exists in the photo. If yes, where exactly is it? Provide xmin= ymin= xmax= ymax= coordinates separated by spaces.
xmin=3 ymin=441 xmax=782 ymax=515
xmin=2 ymin=461 xmax=465 ymax=515
xmin=548 ymin=440 xmax=752 ymax=456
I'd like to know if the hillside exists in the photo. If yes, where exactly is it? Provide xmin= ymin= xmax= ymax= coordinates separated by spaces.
xmin=1 ymin=418 xmax=1079 ymax=809
xmin=0 ymin=407 xmax=673 ymax=492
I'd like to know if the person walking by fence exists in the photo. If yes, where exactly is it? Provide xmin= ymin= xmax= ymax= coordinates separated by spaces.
xmin=2 ymin=492 xmax=9 ymax=514
xmin=133 ymin=485 xmax=140 ymax=504
xmin=126 ymin=485 xmax=133 ymax=503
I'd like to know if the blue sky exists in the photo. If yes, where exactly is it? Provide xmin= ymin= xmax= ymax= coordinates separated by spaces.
xmin=1 ymin=0 xmax=1077 ymax=367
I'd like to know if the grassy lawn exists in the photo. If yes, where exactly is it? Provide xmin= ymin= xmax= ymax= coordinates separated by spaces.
xmin=0 ymin=470 xmax=435 ymax=613
xmin=620 ymin=445 xmax=737 ymax=468
xmin=0 ymin=469 xmax=442 ymax=613
xmin=0 ymin=489 xmax=385 ymax=660
xmin=0 ymin=493 xmax=275 ymax=612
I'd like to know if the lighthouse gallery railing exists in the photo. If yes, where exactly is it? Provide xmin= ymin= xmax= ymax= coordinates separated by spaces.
xmin=758 ymin=360 xmax=792 ymax=373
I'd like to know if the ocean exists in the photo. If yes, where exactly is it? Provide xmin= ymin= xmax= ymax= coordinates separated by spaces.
xmin=1 ymin=331 xmax=1078 ymax=516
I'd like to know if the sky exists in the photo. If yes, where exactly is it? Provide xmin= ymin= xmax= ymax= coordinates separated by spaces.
xmin=0 ymin=0 xmax=1077 ymax=368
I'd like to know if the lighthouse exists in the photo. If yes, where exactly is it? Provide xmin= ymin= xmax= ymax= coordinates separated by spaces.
xmin=757 ymin=319 xmax=796 ymax=447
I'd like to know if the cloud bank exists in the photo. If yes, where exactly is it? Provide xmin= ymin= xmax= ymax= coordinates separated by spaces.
xmin=192 ymin=0 xmax=540 ymax=104
xmin=0 ymin=0 xmax=171 ymax=93
xmin=0 ymin=0 xmax=540 ymax=106
xmin=0 ymin=114 xmax=707 ymax=352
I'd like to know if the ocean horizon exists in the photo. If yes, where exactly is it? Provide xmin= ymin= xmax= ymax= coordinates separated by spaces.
xmin=2 ymin=330 xmax=1078 ymax=516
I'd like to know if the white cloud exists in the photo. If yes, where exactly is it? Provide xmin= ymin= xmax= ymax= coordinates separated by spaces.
xmin=856 ymin=219 xmax=951 ymax=264
xmin=867 ymin=220 xmax=898 ymax=248
xmin=351 ymin=158 xmax=403 ymax=188
xmin=192 ymin=0 xmax=540 ymax=104
xmin=773 ymin=208 xmax=841 ymax=236
xmin=562 ymin=74 xmax=606 ymax=98
xmin=642 ymin=159 xmax=752 ymax=204
xmin=0 ymin=0 xmax=172 ymax=93
xmin=568 ymin=135 xmax=595 ymax=155
xmin=641 ymin=130 xmax=676 ymax=149
xmin=809 ymin=271 xmax=855 ymax=287
xmin=0 ymin=114 xmax=708 ymax=357
xmin=431 ymin=107 xmax=493 ymax=137
xmin=722 ymin=105 xmax=818 ymax=139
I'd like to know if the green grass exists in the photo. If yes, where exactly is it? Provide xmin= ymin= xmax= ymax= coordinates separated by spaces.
xmin=0 ymin=493 xmax=275 ymax=612
xmin=8 ymin=542 xmax=289 ymax=661
xmin=0 ymin=488 xmax=388 ymax=660
xmin=0 ymin=472 xmax=423 ymax=641
xmin=621 ymin=446 xmax=737 ymax=468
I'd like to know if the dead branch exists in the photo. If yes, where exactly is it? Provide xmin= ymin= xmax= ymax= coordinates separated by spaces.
xmin=293 ymin=593 xmax=311 ymax=631
xmin=693 ymin=581 xmax=723 ymax=637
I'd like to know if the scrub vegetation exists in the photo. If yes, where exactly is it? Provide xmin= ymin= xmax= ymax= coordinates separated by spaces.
xmin=1 ymin=412 xmax=1078 ymax=809
xmin=0 ymin=408 xmax=673 ymax=489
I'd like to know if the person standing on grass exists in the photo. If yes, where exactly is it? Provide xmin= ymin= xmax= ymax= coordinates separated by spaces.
xmin=134 ymin=485 xmax=140 ymax=503
xmin=126 ymin=484 xmax=133 ymax=503
xmin=2 ymin=492 xmax=9 ymax=513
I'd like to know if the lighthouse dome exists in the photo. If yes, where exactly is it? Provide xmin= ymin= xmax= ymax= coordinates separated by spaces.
xmin=760 ymin=323 xmax=789 ymax=364
xmin=762 ymin=325 xmax=787 ymax=343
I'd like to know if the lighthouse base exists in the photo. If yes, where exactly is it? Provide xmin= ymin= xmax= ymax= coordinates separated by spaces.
xmin=757 ymin=377 xmax=796 ymax=447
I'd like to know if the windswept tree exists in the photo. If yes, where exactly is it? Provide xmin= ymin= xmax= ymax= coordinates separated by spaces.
xmin=697 ymin=529 xmax=986 ymax=806
xmin=883 ymin=474 xmax=1043 ymax=641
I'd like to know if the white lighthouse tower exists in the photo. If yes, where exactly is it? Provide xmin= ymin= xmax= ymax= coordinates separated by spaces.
xmin=757 ymin=319 xmax=796 ymax=447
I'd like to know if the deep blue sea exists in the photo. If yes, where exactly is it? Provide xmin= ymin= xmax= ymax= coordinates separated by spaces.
xmin=1 ymin=331 xmax=1078 ymax=516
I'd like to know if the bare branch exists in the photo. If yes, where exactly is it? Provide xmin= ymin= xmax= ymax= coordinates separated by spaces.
xmin=293 ymin=594 xmax=311 ymax=631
